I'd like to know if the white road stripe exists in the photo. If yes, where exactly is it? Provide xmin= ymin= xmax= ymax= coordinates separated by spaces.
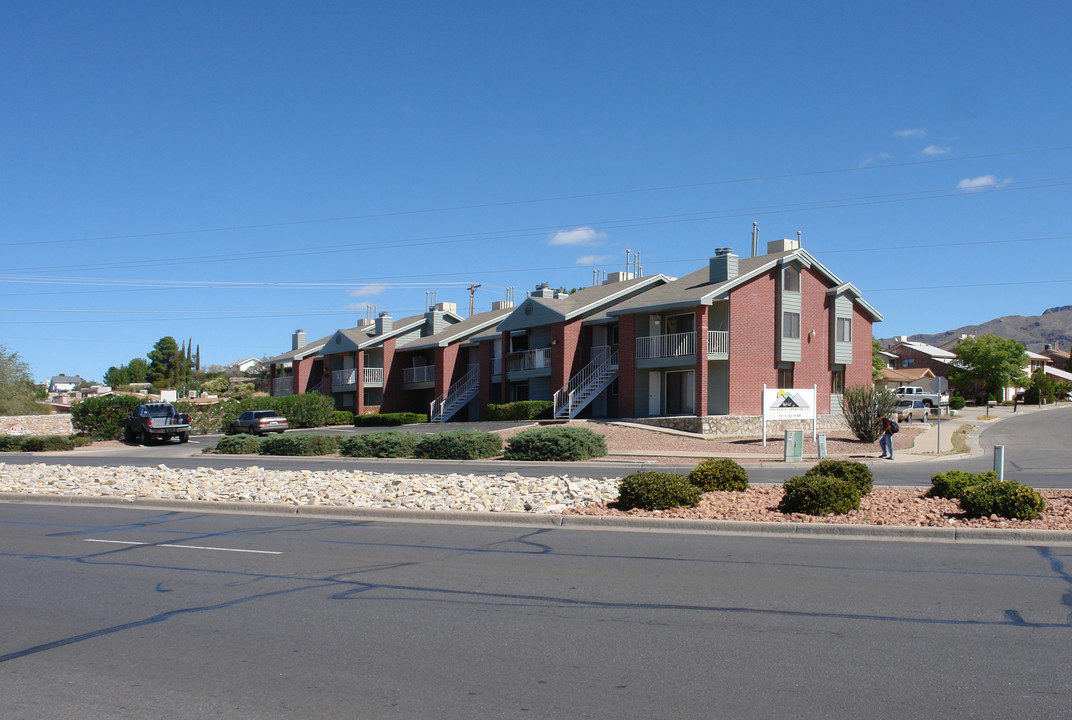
xmin=84 ymin=539 xmax=281 ymax=554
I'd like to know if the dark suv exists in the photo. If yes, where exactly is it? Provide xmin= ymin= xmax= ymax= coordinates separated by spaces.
xmin=227 ymin=410 xmax=289 ymax=436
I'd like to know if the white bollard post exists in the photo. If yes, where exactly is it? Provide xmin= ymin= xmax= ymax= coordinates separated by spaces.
xmin=994 ymin=445 xmax=1004 ymax=482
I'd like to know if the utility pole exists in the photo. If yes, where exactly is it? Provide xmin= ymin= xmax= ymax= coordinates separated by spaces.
xmin=467 ymin=283 xmax=481 ymax=317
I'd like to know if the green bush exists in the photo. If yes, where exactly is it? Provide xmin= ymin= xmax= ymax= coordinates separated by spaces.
xmin=71 ymin=395 xmax=146 ymax=440
xmin=503 ymin=426 xmax=607 ymax=461
xmin=271 ymin=394 xmax=337 ymax=429
xmin=804 ymin=460 xmax=873 ymax=495
xmin=333 ymin=410 xmax=355 ymax=426
xmin=71 ymin=434 xmax=93 ymax=448
xmin=778 ymin=475 xmax=862 ymax=516
xmin=687 ymin=458 xmax=749 ymax=492
xmin=214 ymin=434 xmax=264 ymax=454
xmin=0 ymin=435 xmax=82 ymax=452
xmin=354 ymin=412 xmax=429 ymax=427
xmin=340 ymin=431 xmax=420 ymax=458
xmin=617 ymin=471 xmax=702 ymax=511
xmin=258 ymin=433 xmax=340 ymax=456
xmin=960 ymin=480 xmax=1046 ymax=520
xmin=414 ymin=430 xmax=503 ymax=459
xmin=949 ymin=393 xmax=966 ymax=411
xmin=0 ymin=436 xmax=25 ymax=451
xmin=485 ymin=401 xmax=554 ymax=421
xmin=928 ymin=470 xmax=997 ymax=499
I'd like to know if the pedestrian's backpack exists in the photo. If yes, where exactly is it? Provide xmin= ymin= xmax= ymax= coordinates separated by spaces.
xmin=889 ymin=420 xmax=900 ymax=434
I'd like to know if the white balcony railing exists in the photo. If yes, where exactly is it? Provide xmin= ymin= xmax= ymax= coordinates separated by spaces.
xmin=707 ymin=330 xmax=729 ymax=355
xmin=403 ymin=364 xmax=436 ymax=385
xmin=364 ymin=367 xmax=384 ymax=384
xmin=506 ymin=347 xmax=552 ymax=373
xmin=331 ymin=368 xmax=357 ymax=387
xmin=272 ymin=376 xmax=293 ymax=396
xmin=636 ymin=331 xmax=695 ymax=359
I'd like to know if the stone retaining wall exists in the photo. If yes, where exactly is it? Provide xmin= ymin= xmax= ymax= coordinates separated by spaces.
xmin=1 ymin=414 xmax=74 ymax=436
xmin=632 ymin=414 xmax=849 ymax=437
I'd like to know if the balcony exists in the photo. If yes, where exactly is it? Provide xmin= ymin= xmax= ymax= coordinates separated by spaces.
xmin=331 ymin=368 xmax=357 ymax=388
xmin=707 ymin=330 xmax=729 ymax=358
xmin=364 ymin=367 xmax=384 ymax=385
xmin=506 ymin=347 xmax=552 ymax=373
xmin=403 ymin=364 xmax=436 ymax=386
xmin=272 ymin=376 xmax=293 ymax=396
xmin=636 ymin=331 xmax=695 ymax=359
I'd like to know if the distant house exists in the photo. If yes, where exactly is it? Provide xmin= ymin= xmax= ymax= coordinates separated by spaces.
xmin=226 ymin=357 xmax=263 ymax=374
xmin=48 ymin=375 xmax=85 ymax=393
xmin=881 ymin=339 xmax=956 ymax=382
xmin=877 ymin=367 xmax=936 ymax=393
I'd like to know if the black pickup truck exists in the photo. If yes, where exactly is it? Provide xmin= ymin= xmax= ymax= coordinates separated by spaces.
xmin=124 ymin=402 xmax=192 ymax=444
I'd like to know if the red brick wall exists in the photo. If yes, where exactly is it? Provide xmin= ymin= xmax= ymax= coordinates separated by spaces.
xmin=618 ymin=314 xmax=636 ymax=417
xmin=380 ymin=338 xmax=400 ymax=412
xmin=847 ymin=305 xmax=875 ymax=389
xmin=552 ymin=319 xmax=582 ymax=390
xmin=695 ymin=304 xmax=709 ymax=416
xmin=355 ymin=350 xmax=366 ymax=414
xmin=478 ymin=340 xmax=493 ymax=417
xmin=500 ymin=331 xmax=511 ymax=403
xmin=435 ymin=344 xmax=461 ymax=396
xmin=727 ymin=270 xmax=778 ymax=414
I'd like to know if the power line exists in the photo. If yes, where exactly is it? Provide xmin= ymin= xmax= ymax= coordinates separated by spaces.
xmin=2 ymin=144 xmax=1068 ymax=249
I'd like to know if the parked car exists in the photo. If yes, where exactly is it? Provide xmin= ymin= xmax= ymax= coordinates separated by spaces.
xmin=895 ymin=399 xmax=929 ymax=423
xmin=124 ymin=402 xmax=191 ymax=444
xmin=227 ymin=409 xmax=289 ymax=436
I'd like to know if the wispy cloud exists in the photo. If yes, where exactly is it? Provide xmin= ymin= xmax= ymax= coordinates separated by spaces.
xmin=548 ymin=227 xmax=607 ymax=246
xmin=348 ymin=283 xmax=387 ymax=297
xmin=922 ymin=145 xmax=951 ymax=156
xmin=956 ymin=175 xmax=1011 ymax=191
xmin=893 ymin=128 xmax=926 ymax=140
xmin=576 ymin=254 xmax=616 ymax=266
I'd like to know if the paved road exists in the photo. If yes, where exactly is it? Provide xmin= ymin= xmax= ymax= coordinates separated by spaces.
xmin=2 ymin=503 xmax=1070 ymax=719
xmin=5 ymin=408 xmax=1072 ymax=487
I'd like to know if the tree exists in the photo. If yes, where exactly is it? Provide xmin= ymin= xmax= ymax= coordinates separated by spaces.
xmin=947 ymin=334 xmax=1027 ymax=407
xmin=872 ymin=339 xmax=885 ymax=382
xmin=1024 ymin=368 xmax=1056 ymax=404
xmin=0 ymin=344 xmax=49 ymax=415
xmin=841 ymin=384 xmax=898 ymax=442
xmin=127 ymin=357 xmax=150 ymax=383
xmin=148 ymin=336 xmax=179 ymax=386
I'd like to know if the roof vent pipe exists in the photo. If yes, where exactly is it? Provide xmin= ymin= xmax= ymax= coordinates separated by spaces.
xmin=751 ymin=222 xmax=759 ymax=258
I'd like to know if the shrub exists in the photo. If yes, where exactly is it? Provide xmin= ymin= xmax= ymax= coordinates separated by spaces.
xmin=22 ymin=435 xmax=76 ymax=452
xmin=414 ymin=430 xmax=503 ymax=459
xmin=804 ymin=460 xmax=873 ymax=495
xmin=687 ymin=458 xmax=749 ymax=492
xmin=71 ymin=434 xmax=93 ymax=448
xmin=960 ymin=480 xmax=1046 ymax=520
xmin=0 ymin=436 xmax=26 ymax=451
xmin=949 ymin=393 xmax=966 ymax=411
xmin=340 ymin=431 xmax=420 ymax=458
xmin=485 ymin=401 xmax=554 ymax=421
xmin=617 ymin=471 xmax=702 ymax=511
xmin=840 ymin=385 xmax=898 ymax=443
xmin=271 ymin=394 xmax=337 ymax=429
xmin=333 ymin=410 xmax=355 ymax=426
xmin=927 ymin=470 xmax=997 ymax=499
xmin=354 ymin=412 xmax=429 ymax=427
xmin=259 ymin=433 xmax=340 ymax=456
xmin=71 ymin=395 xmax=145 ymax=440
xmin=503 ymin=426 xmax=607 ymax=461
xmin=778 ymin=475 xmax=862 ymax=516
xmin=214 ymin=434 xmax=265 ymax=454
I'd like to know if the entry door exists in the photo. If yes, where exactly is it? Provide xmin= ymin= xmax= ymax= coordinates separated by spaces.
xmin=648 ymin=371 xmax=661 ymax=416
xmin=665 ymin=370 xmax=695 ymax=415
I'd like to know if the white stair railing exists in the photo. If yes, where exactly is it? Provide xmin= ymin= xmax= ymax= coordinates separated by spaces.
xmin=430 ymin=364 xmax=480 ymax=423
xmin=553 ymin=348 xmax=618 ymax=419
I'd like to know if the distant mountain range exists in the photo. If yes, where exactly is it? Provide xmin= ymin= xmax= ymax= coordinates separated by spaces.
xmin=881 ymin=305 xmax=1072 ymax=353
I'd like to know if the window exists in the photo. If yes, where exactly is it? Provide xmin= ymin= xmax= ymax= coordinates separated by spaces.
xmin=778 ymin=366 xmax=794 ymax=388
xmin=783 ymin=311 xmax=800 ymax=339
xmin=665 ymin=312 xmax=695 ymax=334
xmin=901 ymin=358 xmax=915 ymax=368
xmin=783 ymin=266 xmax=800 ymax=292
xmin=836 ymin=317 xmax=852 ymax=342
xmin=831 ymin=370 xmax=845 ymax=394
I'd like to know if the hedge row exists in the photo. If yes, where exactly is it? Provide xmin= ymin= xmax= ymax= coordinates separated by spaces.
xmin=176 ymin=394 xmax=336 ymax=434
xmin=0 ymin=435 xmax=92 ymax=452
xmin=353 ymin=412 xmax=428 ymax=427
xmin=484 ymin=401 xmax=553 ymax=421
xmin=503 ymin=427 xmax=606 ymax=461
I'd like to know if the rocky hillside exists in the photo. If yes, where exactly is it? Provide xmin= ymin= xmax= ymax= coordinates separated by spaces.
xmin=882 ymin=305 xmax=1072 ymax=352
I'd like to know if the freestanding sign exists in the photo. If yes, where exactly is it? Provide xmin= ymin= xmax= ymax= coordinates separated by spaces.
xmin=762 ymin=385 xmax=817 ymax=446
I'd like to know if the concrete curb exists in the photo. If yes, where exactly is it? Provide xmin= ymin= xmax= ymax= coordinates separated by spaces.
xmin=5 ymin=492 xmax=1072 ymax=546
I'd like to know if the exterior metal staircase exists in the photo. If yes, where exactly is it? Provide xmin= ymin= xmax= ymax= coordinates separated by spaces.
xmin=553 ymin=347 xmax=618 ymax=420
xmin=430 ymin=364 xmax=479 ymax=423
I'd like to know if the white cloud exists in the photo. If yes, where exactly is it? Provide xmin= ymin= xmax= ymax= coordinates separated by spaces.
xmin=576 ymin=254 xmax=616 ymax=266
xmin=893 ymin=128 xmax=926 ymax=140
xmin=348 ymin=283 xmax=387 ymax=297
xmin=956 ymin=175 xmax=1004 ymax=191
xmin=548 ymin=227 xmax=607 ymax=246
xmin=922 ymin=145 xmax=951 ymax=156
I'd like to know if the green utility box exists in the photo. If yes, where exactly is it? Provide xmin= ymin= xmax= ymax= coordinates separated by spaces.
xmin=784 ymin=429 xmax=804 ymax=462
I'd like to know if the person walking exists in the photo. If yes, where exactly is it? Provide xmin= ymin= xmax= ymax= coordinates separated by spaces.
xmin=878 ymin=415 xmax=896 ymax=460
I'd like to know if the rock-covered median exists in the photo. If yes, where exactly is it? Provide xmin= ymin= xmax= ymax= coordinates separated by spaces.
xmin=0 ymin=463 xmax=619 ymax=513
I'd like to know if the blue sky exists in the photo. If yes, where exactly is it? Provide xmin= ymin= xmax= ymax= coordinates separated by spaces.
xmin=2 ymin=1 xmax=1070 ymax=382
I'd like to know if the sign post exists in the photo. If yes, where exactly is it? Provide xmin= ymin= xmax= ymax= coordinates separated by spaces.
xmin=762 ymin=387 xmax=816 ymax=450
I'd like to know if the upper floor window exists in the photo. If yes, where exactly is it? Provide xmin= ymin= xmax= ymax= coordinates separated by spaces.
xmin=778 ymin=365 xmax=795 ymax=388
xmin=783 ymin=266 xmax=800 ymax=292
xmin=836 ymin=317 xmax=852 ymax=342
xmin=901 ymin=358 xmax=915 ymax=368
xmin=783 ymin=311 xmax=801 ymax=339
